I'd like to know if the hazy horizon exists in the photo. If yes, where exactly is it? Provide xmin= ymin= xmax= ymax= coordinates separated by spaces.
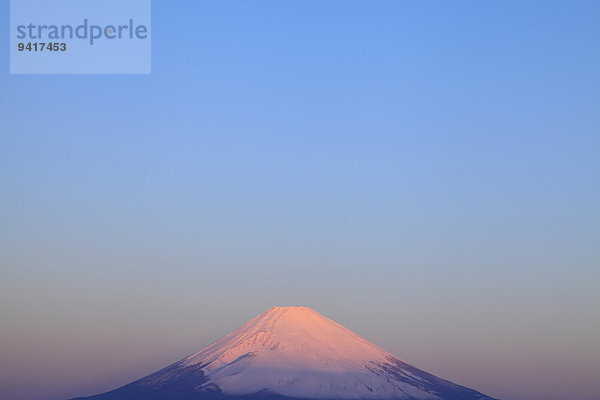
xmin=1 ymin=1 xmax=599 ymax=400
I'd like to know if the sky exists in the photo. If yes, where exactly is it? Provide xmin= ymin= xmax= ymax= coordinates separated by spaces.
xmin=1 ymin=1 xmax=599 ymax=400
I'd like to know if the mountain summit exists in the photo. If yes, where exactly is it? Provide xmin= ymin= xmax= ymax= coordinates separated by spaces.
xmin=73 ymin=306 xmax=497 ymax=400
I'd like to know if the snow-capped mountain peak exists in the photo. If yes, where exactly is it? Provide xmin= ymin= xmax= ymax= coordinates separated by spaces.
xmin=181 ymin=306 xmax=393 ymax=373
xmin=73 ymin=306 xmax=497 ymax=400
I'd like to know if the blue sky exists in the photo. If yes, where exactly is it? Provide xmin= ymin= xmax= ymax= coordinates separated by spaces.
xmin=1 ymin=2 xmax=599 ymax=400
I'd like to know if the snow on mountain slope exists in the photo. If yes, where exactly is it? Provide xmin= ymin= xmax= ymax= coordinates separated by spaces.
xmin=176 ymin=306 xmax=428 ymax=399
xmin=182 ymin=305 xmax=390 ymax=369
xmin=73 ymin=306 xmax=497 ymax=400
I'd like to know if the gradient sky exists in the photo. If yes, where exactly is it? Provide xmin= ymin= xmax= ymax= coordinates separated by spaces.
xmin=1 ymin=1 xmax=599 ymax=400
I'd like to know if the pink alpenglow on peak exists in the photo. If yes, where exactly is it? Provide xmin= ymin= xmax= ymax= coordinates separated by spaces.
xmin=71 ymin=306 xmax=498 ymax=400
xmin=181 ymin=306 xmax=394 ymax=373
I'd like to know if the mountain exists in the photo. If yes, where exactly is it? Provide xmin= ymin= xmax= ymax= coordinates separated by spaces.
xmin=72 ymin=306 xmax=497 ymax=400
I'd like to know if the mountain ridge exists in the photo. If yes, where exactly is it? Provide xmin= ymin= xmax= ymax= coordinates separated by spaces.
xmin=72 ymin=306 xmax=498 ymax=400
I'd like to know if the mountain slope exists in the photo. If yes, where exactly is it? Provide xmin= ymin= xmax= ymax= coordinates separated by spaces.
xmin=72 ymin=306 xmax=497 ymax=400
